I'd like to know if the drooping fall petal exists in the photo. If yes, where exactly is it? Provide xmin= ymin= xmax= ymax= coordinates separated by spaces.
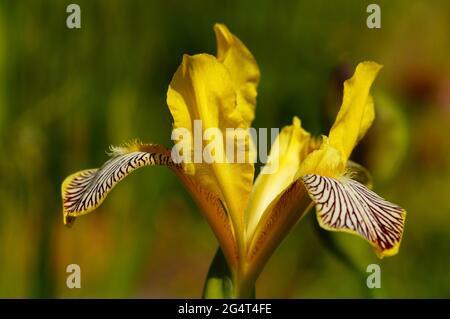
xmin=301 ymin=174 xmax=406 ymax=258
xmin=61 ymin=142 xmax=238 ymax=267
xmin=61 ymin=143 xmax=170 ymax=223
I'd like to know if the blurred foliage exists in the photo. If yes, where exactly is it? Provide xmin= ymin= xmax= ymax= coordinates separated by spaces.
xmin=0 ymin=0 xmax=449 ymax=298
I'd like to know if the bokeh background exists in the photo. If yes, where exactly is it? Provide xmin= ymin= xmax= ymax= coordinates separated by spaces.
xmin=0 ymin=0 xmax=449 ymax=298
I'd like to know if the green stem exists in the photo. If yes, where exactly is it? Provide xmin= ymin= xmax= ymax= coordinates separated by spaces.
xmin=203 ymin=248 xmax=256 ymax=299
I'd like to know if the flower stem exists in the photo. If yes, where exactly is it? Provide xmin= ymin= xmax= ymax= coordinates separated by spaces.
xmin=203 ymin=247 xmax=256 ymax=299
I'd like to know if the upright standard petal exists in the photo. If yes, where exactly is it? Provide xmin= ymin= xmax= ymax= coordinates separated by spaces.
xmin=214 ymin=23 xmax=260 ymax=127
xmin=245 ymin=117 xmax=310 ymax=239
xmin=328 ymin=62 xmax=382 ymax=163
xmin=166 ymin=54 xmax=254 ymax=240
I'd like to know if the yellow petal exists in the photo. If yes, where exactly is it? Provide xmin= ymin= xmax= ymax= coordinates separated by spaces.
xmin=296 ymin=136 xmax=346 ymax=178
xmin=61 ymin=142 xmax=238 ymax=268
xmin=166 ymin=53 xmax=254 ymax=242
xmin=328 ymin=61 xmax=382 ymax=163
xmin=245 ymin=117 xmax=310 ymax=239
xmin=214 ymin=23 xmax=260 ymax=127
xmin=246 ymin=179 xmax=313 ymax=281
xmin=301 ymin=174 xmax=406 ymax=258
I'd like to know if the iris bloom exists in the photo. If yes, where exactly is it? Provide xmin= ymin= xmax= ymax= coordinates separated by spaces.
xmin=61 ymin=24 xmax=406 ymax=298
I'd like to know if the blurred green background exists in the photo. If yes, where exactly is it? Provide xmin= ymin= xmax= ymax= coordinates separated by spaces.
xmin=0 ymin=0 xmax=449 ymax=298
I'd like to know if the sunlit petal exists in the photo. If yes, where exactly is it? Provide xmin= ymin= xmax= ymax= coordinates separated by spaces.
xmin=296 ymin=136 xmax=345 ymax=178
xmin=328 ymin=61 xmax=382 ymax=162
xmin=167 ymin=53 xmax=254 ymax=240
xmin=214 ymin=23 xmax=260 ymax=127
xmin=245 ymin=117 xmax=310 ymax=238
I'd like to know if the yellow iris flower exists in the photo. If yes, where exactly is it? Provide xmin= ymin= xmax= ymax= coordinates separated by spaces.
xmin=61 ymin=24 xmax=406 ymax=298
